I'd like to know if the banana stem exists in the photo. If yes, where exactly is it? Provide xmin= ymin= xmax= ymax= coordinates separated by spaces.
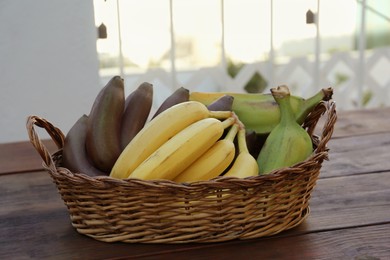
xmin=224 ymin=123 xmax=239 ymax=142
xmin=221 ymin=117 xmax=236 ymax=129
xmin=297 ymin=87 xmax=334 ymax=124
xmin=209 ymin=110 xmax=233 ymax=120
xmin=231 ymin=112 xmax=245 ymax=130
xmin=237 ymin=128 xmax=249 ymax=154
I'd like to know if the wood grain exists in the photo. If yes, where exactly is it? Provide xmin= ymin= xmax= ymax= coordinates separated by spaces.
xmin=303 ymin=172 xmax=390 ymax=231
xmin=321 ymin=132 xmax=390 ymax=178
xmin=333 ymin=106 xmax=390 ymax=137
xmin=315 ymin=106 xmax=390 ymax=138
xmin=129 ymin=224 xmax=390 ymax=260
xmin=0 ymin=140 xmax=57 ymax=175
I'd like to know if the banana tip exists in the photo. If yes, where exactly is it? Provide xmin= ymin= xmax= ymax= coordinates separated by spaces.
xmin=271 ymin=85 xmax=290 ymax=98
xmin=322 ymin=87 xmax=334 ymax=101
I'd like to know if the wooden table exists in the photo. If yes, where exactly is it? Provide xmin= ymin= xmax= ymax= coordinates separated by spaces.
xmin=1 ymin=107 xmax=390 ymax=259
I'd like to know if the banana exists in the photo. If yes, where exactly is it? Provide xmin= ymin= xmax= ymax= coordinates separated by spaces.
xmin=151 ymin=87 xmax=189 ymax=119
xmin=120 ymin=82 xmax=153 ymax=149
xmin=257 ymin=85 xmax=313 ymax=174
xmin=86 ymin=76 xmax=124 ymax=173
xmin=110 ymin=101 xmax=232 ymax=179
xmin=207 ymin=94 xmax=234 ymax=111
xmin=224 ymin=128 xmax=259 ymax=178
xmin=130 ymin=117 xmax=236 ymax=181
xmin=245 ymin=130 xmax=264 ymax=159
xmin=190 ymin=87 xmax=333 ymax=134
xmin=62 ymin=115 xmax=106 ymax=177
xmin=174 ymin=122 xmax=239 ymax=183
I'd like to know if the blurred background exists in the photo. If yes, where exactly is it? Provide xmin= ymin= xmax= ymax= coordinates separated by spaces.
xmin=1 ymin=0 xmax=389 ymax=143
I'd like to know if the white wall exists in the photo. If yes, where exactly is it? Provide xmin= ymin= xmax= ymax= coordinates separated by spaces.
xmin=0 ymin=0 xmax=101 ymax=143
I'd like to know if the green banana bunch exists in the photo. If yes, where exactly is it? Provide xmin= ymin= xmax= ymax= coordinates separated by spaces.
xmin=257 ymin=85 xmax=313 ymax=174
xmin=86 ymin=76 xmax=125 ymax=173
xmin=120 ymin=82 xmax=153 ymax=149
xmin=190 ymin=87 xmax=333 ymax=134
xmin=62 ymin=115 xmax=106 ymax=177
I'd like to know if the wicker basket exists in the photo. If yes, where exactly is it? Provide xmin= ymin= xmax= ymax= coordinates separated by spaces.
xmin=26 ymin=101 xmax=336 ymax=244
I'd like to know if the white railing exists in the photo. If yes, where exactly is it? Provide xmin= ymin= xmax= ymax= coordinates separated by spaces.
xmin=99 ymin=0 xmax=390 ymax=111
xmin=100 ymin=47 xmax=390 ymax=111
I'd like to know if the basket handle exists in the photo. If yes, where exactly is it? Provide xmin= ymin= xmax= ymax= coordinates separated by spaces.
xmin=317 ymin=101 xmax=337 ymax=152
xmin=26 ymin=115 xmax=65 ymax=171
xmin=303 ymin=100 xmax=337 ymax=153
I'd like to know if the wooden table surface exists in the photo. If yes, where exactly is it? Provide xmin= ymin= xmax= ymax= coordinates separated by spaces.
xmin=1 ymin=107 xmax=390 ymax=260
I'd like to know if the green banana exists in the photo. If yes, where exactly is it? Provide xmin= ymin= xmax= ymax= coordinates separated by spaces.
xmin=190 ymin=87 xmax=333 ymax=134
xmin=257 ymin=85 xmax=313 ymax=174
xmin=86 ymin=76 xmax=125 ymax=173
xmin=207 ymin=95 xmax=234 ymax=111
xmin=151 ymin=87 xmax=190 ymax=119
xmin=121 ymin=82 xmax=153 ymax=149
xmin=62 ymin=115 xmax=106 ymax=177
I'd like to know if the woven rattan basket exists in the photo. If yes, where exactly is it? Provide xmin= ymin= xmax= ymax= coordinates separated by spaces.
xmin=26 ymin=100 xmax=336 ymax=244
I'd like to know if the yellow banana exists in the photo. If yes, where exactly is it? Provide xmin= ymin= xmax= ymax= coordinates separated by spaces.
xmin=130 ymin=117 xmax=236 ymax=181
xmin=224 ymin=128 xmax=259 ymax=178
xmin=174 ymin=123 xmax=239 ymax=183
xmin=190 ymin=87 xmax=333 ymax=134
xmin=110 ymin=101 xmax=232 ymax=179
xmin=257 ymin=85 xmax=313 ymax=174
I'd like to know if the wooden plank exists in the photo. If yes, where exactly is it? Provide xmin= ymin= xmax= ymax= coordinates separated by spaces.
xmin=321 ymin=132 xmax=390 ymax=178
xmin=0 ymin=171 xmax=63 ymax=213
xmin=1 ymin=170 xmax=389 ymax=259
xmin=317 ymin=106 xmax=390 ymax=138
xmin=302 ymin=172 xmax=390 ymax=231
xmin=131 ymin=224 xmax=390 ymax=260
xmin=334 ymin=106 xmax=390 ymax=137
xmin=0 ymin=140 xmax=58 ymax=175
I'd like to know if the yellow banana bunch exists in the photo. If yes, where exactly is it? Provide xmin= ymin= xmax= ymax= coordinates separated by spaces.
xmin=130 ymin=117 xmax=236 ymax=180
xmin=224 ymin=128 xmax=259 ymax=178
xmin=174 ymin=123 xmax=239 ymax=183
xmin=110 ymin=101 xmax=233 ymax=179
